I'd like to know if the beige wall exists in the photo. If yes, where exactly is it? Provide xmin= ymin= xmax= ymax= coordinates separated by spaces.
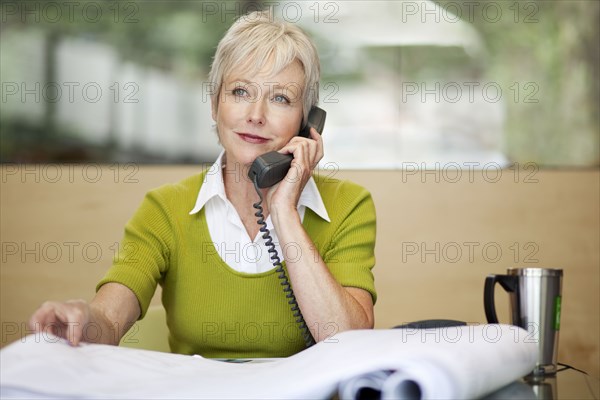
xmin=1 ymin=165 xmax=598 ymax=377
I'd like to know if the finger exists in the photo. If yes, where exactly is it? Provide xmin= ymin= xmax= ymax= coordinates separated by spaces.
xmin=278 ymin=139 xmax=319 ymax=184
xmin=297 ymin=138 xmax=320 ymax=170
xmin=34 ymin=305 xmax=72 ymax=342
xmin=278 ymin=135 xmax=305 ymax=153
xmin=52 ymin=306 xmax=73 ymax=342
xmin=29 ymin=305 xmax=48 ymax=332
xmin=287 ymin=141 xmax=311 ymax=169
xmin=309 ymin=126 xmax=322 ymax=140
xmin=278 ymin=140 xmax=303 ymax=158
xmin=58 ymin=303 xmax=86 ymax=346
xmin=39 ymin=304 xmax=79 ymax=346
xmin=309 ymin=127 xmax=324 ymax=162
xmin=29 ymin=301 xmax=60 ymax=333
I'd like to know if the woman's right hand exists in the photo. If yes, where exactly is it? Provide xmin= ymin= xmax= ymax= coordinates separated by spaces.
xmin=28 ymin=283 xmax=141 ymax=346
xmin=28 ymin=299 xmax=92 ymax=346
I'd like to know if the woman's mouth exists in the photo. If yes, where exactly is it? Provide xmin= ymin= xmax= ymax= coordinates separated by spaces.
xmin=236 ymin=132 xmax=269 ymax=144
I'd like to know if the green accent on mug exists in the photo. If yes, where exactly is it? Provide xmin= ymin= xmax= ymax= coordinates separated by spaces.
xmin=554 ymin=296 xmax=562 ymax=331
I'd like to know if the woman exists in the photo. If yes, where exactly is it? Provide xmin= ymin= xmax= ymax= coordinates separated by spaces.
xmin=29 ymin=10 xmax=376 ymax=358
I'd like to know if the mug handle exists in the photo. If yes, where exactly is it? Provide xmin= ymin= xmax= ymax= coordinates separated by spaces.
xmin=484 ymin=274 xmax=518 ymax=323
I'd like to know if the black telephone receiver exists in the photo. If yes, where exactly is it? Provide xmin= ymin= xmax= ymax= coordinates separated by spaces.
xmin=248 ymin=106 xmax=326 ymax=188
xmin=247 ymin=106 xmax=326 ymax=349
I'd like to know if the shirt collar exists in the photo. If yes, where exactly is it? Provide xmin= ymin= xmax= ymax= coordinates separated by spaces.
xmin=189 ymin=150 xmax=330 ymax=222
xmin=189 ymin=150 xmax=227 ymax=215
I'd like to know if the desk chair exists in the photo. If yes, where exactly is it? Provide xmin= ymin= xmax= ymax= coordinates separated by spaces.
xmin=119 ymin=305 xmax=170 ymax=353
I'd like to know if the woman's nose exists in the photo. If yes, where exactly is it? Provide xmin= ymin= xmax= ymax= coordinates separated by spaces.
xmin=245 ymin=100 xmax=266 ymax=125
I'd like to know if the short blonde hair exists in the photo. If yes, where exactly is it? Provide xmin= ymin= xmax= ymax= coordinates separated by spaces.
xmin=208 ymin=9 xmax=320 ymax=126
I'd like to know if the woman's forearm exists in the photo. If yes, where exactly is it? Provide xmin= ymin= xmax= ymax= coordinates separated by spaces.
xmin=273 ymin=208 xmax=374 ymax=342
xmin=88 ymin=282 xmax=141 ymax=345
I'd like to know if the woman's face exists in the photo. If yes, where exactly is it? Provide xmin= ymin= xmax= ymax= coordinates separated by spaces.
xmin=212 ymin=60 xmax=305 ymax=168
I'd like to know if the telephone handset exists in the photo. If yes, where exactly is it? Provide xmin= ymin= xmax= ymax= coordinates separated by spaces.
xmin=247 ymin=106 xmax=326 ymax=349
xmin=248 ymin=106 xmax=326 ymax=188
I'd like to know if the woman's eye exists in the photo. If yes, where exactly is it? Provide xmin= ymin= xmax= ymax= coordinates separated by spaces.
xmin=273 ymin=94 xmax=290 ymax=104
xmin=232 ymin=87 xmax=247 ymax=97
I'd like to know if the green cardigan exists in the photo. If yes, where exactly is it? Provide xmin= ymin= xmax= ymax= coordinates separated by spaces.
xmin=97 ymin=171 xmax=376 ymax=358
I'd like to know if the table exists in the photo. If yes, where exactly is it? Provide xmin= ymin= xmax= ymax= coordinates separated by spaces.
xmin=483 ymin=368 xmax=600 ymax=399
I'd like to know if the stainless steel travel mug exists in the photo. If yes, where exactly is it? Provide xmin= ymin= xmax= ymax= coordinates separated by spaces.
xmin=484 ymin=268 xmax=563 ymax=375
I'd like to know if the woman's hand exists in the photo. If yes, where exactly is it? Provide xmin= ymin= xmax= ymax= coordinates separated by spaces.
xmin=28 ymin=283 xmax=141 ymax=346
xmin=28 ymin=299 xmax=93 ymax=346
xmin=267 ymin=127 xmax=323 ymax=221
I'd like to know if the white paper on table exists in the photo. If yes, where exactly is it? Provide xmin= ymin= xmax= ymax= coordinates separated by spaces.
xmin=0 ymin=324 xmax=537 ymax=399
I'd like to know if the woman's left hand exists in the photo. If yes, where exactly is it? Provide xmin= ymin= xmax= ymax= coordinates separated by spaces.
xmin=266 ymin=127 xmax=323 ymax=219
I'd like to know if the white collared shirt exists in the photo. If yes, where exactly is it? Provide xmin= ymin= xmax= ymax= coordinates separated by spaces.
xmin=189 ymin=151 xmax=330 ymax=274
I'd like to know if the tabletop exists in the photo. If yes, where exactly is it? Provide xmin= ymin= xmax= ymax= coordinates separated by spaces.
xmin=483 ymin=368 xmax=600 ymax=399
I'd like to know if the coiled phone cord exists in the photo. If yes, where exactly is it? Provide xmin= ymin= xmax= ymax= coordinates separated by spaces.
xmin=251 ymin=176 xmax=316 ymax=349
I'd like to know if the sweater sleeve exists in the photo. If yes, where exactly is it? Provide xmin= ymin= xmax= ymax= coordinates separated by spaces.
xmin=96 ymin=187 xmax=174 ymax=319
xmin=322 ymin=183 xmax=377 ymax=304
